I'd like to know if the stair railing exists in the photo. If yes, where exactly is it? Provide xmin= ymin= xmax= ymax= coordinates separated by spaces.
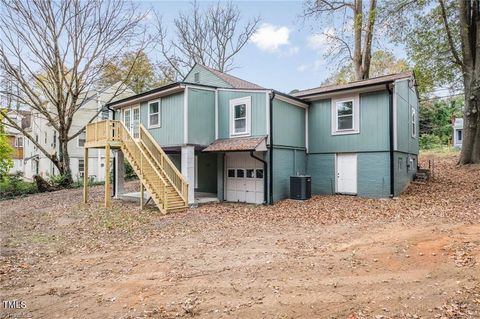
xmin=139 ymin=125 xmax=188 ymax=204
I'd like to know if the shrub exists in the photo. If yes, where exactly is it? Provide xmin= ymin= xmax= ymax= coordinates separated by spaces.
xmin=0 ymin=172 xmax=37 ymax=199
xmin=420 ymin=133 xmax=443 ymax=150
xmin=125 ymin=161 xmax=137 ymax=180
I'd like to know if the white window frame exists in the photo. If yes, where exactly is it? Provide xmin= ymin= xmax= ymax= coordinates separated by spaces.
xmin=78 ymin=159 xmax=85 ymax=174
xmin=331 ymin=95 xmax=360 ymax=135
xmin=14 ymin=136 xmax=23 ymax=147
xmin=148 ymin=100 xmax=161 ymax=128
xmin=77 ymin=131 xmax=86 ymax=148
xmin=229 ymin=96 xmax=251 ymax=137
xmin=411 ymin=107 xmax=416 ymax=138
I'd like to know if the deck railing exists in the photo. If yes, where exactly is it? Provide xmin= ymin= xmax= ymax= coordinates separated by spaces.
xmin=85 ymin=120 xmax=121 ymax=145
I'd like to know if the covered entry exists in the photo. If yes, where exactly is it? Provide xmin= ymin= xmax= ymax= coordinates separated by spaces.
xmin=203 ymin=135 xmax=267 ymax=204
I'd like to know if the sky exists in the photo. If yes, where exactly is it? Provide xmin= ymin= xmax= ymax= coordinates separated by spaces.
xmin=140 ymin=1 xmax=406 ymax=93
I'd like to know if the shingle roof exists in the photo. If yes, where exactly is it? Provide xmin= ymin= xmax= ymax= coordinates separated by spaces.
xmin=203 ymin=136 xmax=267 ymax=152
xmin=201 ymin=65 xmax=265 ymax=89
xmin=293 ymin=71 xmax=414 ymax=98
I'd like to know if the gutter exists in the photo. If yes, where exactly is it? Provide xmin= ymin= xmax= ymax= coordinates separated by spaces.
xmin=249 ymin=151 xmax=268 ymax=204
xmin=269 ymin=91 xmax=275 ymax=204
xmin=386 ymin=83 xmax=395 ymax=198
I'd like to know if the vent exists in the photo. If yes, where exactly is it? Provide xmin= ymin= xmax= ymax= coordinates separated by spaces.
xmin=194 ymin=72 xmax=200 ymax=83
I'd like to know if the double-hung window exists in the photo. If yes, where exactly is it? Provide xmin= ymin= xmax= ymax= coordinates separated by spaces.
xmin=148 ymin=100 xmax=160 ymax=128
xmin=331 ymin=95 xmax=359 ymax=135
xmin=15 ymin=137 xmax=23 ymax=147
xmin=230 ymin=97 xmax=251 ymax=136
xmin=78 ymin=131 xmax=86 ymax=147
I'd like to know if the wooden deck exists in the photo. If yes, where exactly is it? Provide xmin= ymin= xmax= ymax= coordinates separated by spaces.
xmin=83 ymin=120 xmax=189 ymax=213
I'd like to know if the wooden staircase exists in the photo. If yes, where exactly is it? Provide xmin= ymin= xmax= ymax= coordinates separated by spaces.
xmin=85 ymin=120 xmax=188 ymax=213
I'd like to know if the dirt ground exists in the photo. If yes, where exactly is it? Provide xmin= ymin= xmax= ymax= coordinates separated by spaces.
xmin=1 ymin=154 xmax=479 ymax=319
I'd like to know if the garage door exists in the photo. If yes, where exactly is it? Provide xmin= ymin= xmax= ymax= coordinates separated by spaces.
xmin=225 ymin=152 xmax=264 ymax=204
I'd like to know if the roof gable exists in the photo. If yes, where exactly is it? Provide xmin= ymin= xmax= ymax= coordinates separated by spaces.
xmin=184 ymin=64 xmax=264 ymax=89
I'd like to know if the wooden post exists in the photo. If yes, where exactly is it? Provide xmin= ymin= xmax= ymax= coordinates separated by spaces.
xmin=140 ymin=182 xmax=144 ymax=210
xmin=83 ymin=147 xmax=89 ymax=203
xmin=105 ymin=144 xmax=111 ymax=208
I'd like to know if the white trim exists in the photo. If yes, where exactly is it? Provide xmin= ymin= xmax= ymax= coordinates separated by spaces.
xmin=183 ymin=86 xmax=189 ymax=144
xmin=132 ymin=106 xmax=140 ymax=139
xmin=111 ymin=85 xmax=184 ymax=109
xmin=147 ymin=99 xmax=161 ymax=128
xmin=305 ymin=108 xmax=309 ymax=152
xmin=393 ymin=84 xmax=398 ymax=150
xmin=411 ymin=107 xmax=416 ymax=138
xmin=265 ymin=92 xmax=270 ymax=143
xmin=229 ymin=96 xmax=251 ymax=137
xmin=184 ymin=84 xmax=217 ymax=92
xmin=275 ymin=94 xmax=309 ymax=108
xmin=215 ymin=90 xmax=219 ymax=139
xmin=331 ymin=94 xmax=360 ymax=135
xmin=298 ymin=84 xmax=386 ymax=102
xmin=217 ymin=88 xmax=271 ymax=93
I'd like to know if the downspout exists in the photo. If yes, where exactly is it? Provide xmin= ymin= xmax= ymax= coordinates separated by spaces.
xmin=107 ymin=104 xmax=116 ymax=197
xmin=386 ymin=83 xmax=395 ymax=198
xmin=250 ymin=151 xmax=268 ymax=204
xmin=269 ymin=91 xmax=275 ymax=204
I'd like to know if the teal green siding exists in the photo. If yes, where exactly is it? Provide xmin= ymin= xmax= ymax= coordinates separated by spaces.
xmin=273 ymin=99 xmax=306 ymax=148
xmin=306 ymin=153 xmax=335 ymax=194
xmin=196 ymin=152 xmax=217 ymax=193
xmin=395 ymin=80 xmax=419 ymax=154
xmin=184 ymin=64 xmax=231 ymax=88
xmin=393 ymin=152 xmax=417 ymax=196
xmin=218 ymin=90 xmax=267 ymax=138
xmin=357 ymin=152 xmax=390 ymax=198
xmin=140 ymin=92 xmax=184 ymax=146
xmin=217 ymin=154 xmax=224 ymax=200
xmin=272 ymin=148 xmax=307 ymax=201
xmin=308 ymin=90 xmax=390 ymax=153
xmin=188 ymin=88 xmax=215 ymax=145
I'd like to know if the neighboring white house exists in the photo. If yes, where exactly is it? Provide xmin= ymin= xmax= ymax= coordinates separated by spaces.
xmin=1 ymin=109 xmax=30 ymax=174
xmin=452 ymin=117 xmax=463 ymax=148
xmin=22 ymin=85 xmax=133 ymax=181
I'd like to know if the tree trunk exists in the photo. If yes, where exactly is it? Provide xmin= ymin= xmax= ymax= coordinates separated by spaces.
xmin=353 ymin=0 xmax=364 ymax=80
xmin=57 ymin=137 xmax=73 ymax=185
xmin=459 ymin=75 xmax=480 ymax=164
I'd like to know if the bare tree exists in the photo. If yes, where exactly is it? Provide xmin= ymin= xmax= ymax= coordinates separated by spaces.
xmin=0 ymin=0 xmax=148 ymax=183
xmin=156 ymin=1 xmax=260 ymax=80
xmin=303 ymin=0 xmax=378 ymax=80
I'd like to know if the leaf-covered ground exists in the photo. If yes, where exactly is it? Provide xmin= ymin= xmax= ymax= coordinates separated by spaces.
xmin=0 ymin=154 xmax=479 ymax=318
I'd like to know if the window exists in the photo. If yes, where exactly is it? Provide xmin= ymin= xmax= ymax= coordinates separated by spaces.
xmin=236 ymin=169 xmax=245 ymax=178
xmin=15 ymin=137 xmax=23 ymax=147
xmin=194 ymin=72 xmax=200 ymax=83
xmin=256 ymin=169 xmax=264 ymax=179
xmin=123 ymin=109 xmax=131 ymax=130
xmin=78 ymin=131 xmax=86 ymax=147
xmin=457 ymin=129 xmax=463 ymax=141
xmin=44 ymin=132 xmax=47 ymax=144
xmin=227 ymin=169 xmax=235 ymax=178
xmin=411 ymin=108 xmax=416 ymax=138
xmin=246 ymin=169 xmax=255 ymax=178
xmin=78 ymin=159 xmax=85 ymax=173
xmin=230 ymin=97 xmax=251 ymax=136
xmin=331 ymin=95 xmax=359 ymax=135
xmin=336 ymin=100 xmax=354 ymax=130
xmin=53 ymin=131 xmax=57 ymax=148
xmin=148 ymin=100 xmax=160 ymax=128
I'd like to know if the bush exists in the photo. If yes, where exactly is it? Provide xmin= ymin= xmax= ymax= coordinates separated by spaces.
xmin=0 ymin=172 xmax=37 ymax=199
xmin=420 ymin=133 xmax=443 ymax=150
xmin=125 ymin=161 xmax=137 ymax=180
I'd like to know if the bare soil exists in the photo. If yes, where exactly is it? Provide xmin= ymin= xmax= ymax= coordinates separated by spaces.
xmin=1 ymin=154 xmax=479 ymax=319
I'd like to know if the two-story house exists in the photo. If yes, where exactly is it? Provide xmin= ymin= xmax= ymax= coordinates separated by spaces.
xmin=95 ymin=65 xmax=418 ymax=210
xmin=1 ymin=109 xmax=30 ymax=174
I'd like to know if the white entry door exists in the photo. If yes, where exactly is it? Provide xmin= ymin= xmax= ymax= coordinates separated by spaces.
xmin=336 ymin=153 xmax=357 ymax=194
xmin=225 ymin=152 xmax=264 ymax=204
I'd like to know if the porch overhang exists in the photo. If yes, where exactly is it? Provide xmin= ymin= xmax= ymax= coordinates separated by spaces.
xmin=203 ymin=136 xmax=267 ymax=153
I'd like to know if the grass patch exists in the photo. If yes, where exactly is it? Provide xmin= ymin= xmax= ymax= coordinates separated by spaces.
xmin=420 ymin=146 xmax=460 ymax=157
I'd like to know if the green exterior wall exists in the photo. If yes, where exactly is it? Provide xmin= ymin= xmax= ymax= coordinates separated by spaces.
xmin=188 ymin=88 xmax=216 ymax=146
xmin=217 ymin=90 xmax=268 ymax=139
xmin=139 ymin=92 xmax=184 ymax=146
xmin=395 ymin=79 xmax=419 ymax=155
xmin=357 ymin=152 xmax=391 ymax=198
xmin=272 ymin=98 xmax=306 ymax=148
xmin=306 ymin=153 xmax=336 ymax=195
xmin=308 ymin=90 xmax=390 ymax=153
xmin=272 ymin=147 xmax=307 ymax=201
xmin=196 ymin=152 xmax=217 ymax=193
xmin=217 ymin=154 xmax=224 ymax=200
xmin=184 ymin=64 xmax=231 ymax=88
xmin=393 ymin=152 xmax=417 ymax=196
